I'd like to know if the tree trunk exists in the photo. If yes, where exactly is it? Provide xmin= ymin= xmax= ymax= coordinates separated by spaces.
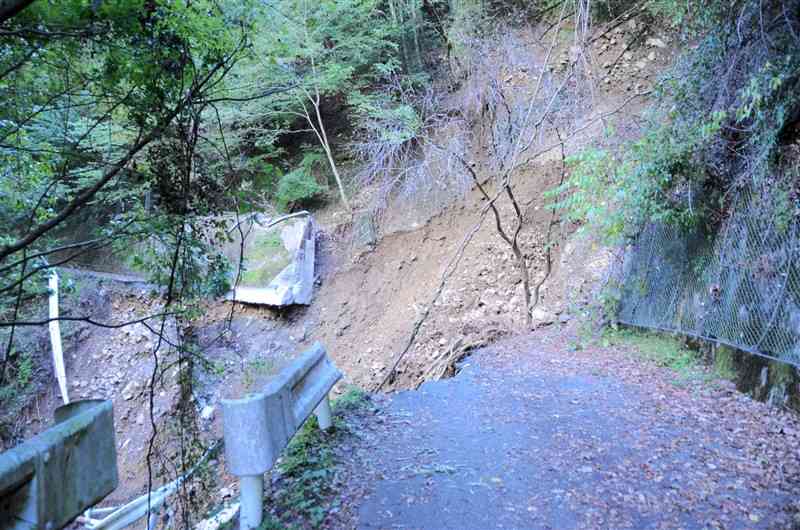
xmin=410 ymin=0 xmax=423 ymax=72
xmin=512 ymin=243 xmax=533 ymax=328
xmin=311 ymin=100 xmax=351 ymax=210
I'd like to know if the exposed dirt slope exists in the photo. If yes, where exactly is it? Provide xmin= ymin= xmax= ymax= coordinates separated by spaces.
xmin=305 ymin=19 xmax=676 ymax=390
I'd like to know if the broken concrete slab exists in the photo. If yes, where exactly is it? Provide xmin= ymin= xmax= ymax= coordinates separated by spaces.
xmin=225 ymin=213 xmax=316 ymax=307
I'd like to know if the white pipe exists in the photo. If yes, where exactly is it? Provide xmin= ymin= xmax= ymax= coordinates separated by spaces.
xmin=83 ymin=443 xmax=219 ymax=530
xmin=226 ymin=210 xmax=310 ymax=235
xmin=49 ymin=270 xmax=69 ymax=405
xmin=314 ymin=395 xmax=333 ymax=431
xmin=239 ymin=475 xmax=264 ymax=530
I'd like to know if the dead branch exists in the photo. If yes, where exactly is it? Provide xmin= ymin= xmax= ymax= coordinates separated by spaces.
xmin=532 ymin=126 xmax=567 ymax=309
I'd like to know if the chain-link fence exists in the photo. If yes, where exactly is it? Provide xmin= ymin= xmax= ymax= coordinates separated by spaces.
xmin=617 ymin=185 xmax=800 ymax=368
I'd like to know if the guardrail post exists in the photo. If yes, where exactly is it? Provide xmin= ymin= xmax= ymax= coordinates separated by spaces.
xmin=239 ymin=475 xmax=264 ymax=530
xmin=314 ymin=395 xmax=333 ymax=431
xmin=222 ymin=342 xmax=342 ymax=530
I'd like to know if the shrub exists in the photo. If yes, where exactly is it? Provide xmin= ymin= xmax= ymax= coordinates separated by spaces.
xmin=553 ymin=0 xmax=800 ymax=244
xmin=275 ymin=152 xmax=327 ymax=212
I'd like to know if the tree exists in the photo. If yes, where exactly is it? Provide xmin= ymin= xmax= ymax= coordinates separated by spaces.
xmin=0 ymin=0 xmax=274 ymax=521
xmin=251 ymin=0 xmax=397 ymax=210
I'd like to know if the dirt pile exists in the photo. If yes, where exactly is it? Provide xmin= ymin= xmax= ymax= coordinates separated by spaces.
xmin=306 ymin=19 xmax=672 ymax=390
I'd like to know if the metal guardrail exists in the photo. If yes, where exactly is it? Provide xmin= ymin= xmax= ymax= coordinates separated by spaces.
xmin=0 ymin=400 xmax=118 ymax=529
xmin=222 ymin=342 xmax=342 ymax=529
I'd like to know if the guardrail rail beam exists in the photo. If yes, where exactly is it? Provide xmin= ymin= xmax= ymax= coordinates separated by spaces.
xmin=222 ymin=342 xmax=342 ymax=530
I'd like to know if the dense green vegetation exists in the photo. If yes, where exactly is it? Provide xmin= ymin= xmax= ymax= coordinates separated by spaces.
xmin=258 ymin=386 xmax=370 ymax=529
xmin=558 ymin=0 xmax=800 ymax=244
xmin=0 ymin=0 xmax=453 ymax=392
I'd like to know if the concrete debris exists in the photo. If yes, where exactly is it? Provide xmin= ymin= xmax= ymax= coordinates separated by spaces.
xmin=228 ymin=214 xmax=316 ymax=307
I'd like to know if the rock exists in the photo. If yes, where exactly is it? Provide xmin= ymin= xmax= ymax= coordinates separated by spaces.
xmin=559 ymin=313 xmax=571 ymax=324
xmin=530 ymin=308 xmax=556 ymax=327
xmin=648 ymin=51 xmax=656 ymax=61
xmin=121 ymin=381 xmax=139 ymax=401
xmin=635 ymin=60 xmax=647 ymax=69
xmin=646 ymin=37 xmax=667 ymax=48
xmin=201 ymin=405 xmax=216 ymax=421
xmin=219 ymin=486 xmax=233 ymax=499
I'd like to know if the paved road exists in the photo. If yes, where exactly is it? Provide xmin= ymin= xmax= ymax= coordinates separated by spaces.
xmin=351 ymin=333 xmax=800 ymax=529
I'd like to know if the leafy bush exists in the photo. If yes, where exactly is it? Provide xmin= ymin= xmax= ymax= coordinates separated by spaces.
xmin=275 ymin=152 xmax=327 ymax=211
xmin=554 ymin=0 xmax=800 ymax=244
xmin=551 ymin=110 xmax=725 ymax=244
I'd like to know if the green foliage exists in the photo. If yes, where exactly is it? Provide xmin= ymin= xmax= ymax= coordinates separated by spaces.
xmin=333 ymin=385 xmax=369 ymax=412
xmin=0 ymin=351 xmax=33 ymax=403
xmin=349 ymin=90 xmax=423 ymax=145
xmin=266 ymin=416 xmax=336 ymax=528
xmin=0 ymin=0 xmax=258 ymax=364
xmin=0 ymin=349 xmax=35 ymax=443
xmin=126 ymin=215 xmax=233 ymax=304
xmin=258 ymin=387 xmax=370 ymax=528
xmin=714 ymin=347 xmax=738 ymax=380
xmin=550 ymin=110 xmax=725 ymax=244
xmin=236 ymin=160 xmax=284 ymax=213
xmin=604 ymin=328 xmax=698 ymax=371
xmin=276 ymin=152 xmax=327 ymax=211
xmin=554 ymin=0 xmax=800 ymax=246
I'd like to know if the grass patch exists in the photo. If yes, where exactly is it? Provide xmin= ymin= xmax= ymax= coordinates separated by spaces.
xmin=713 ymin=346 xmax=738 ymax=380
xmin=242 ymin=358 xmax=277 ymax=393
xmin=240 ymin=231 xmax=292 ymax=286
xmin=600 ymin=327 xmax=733 ymax=385
xmin=259 ymin=385 xmax=370 ymax=529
